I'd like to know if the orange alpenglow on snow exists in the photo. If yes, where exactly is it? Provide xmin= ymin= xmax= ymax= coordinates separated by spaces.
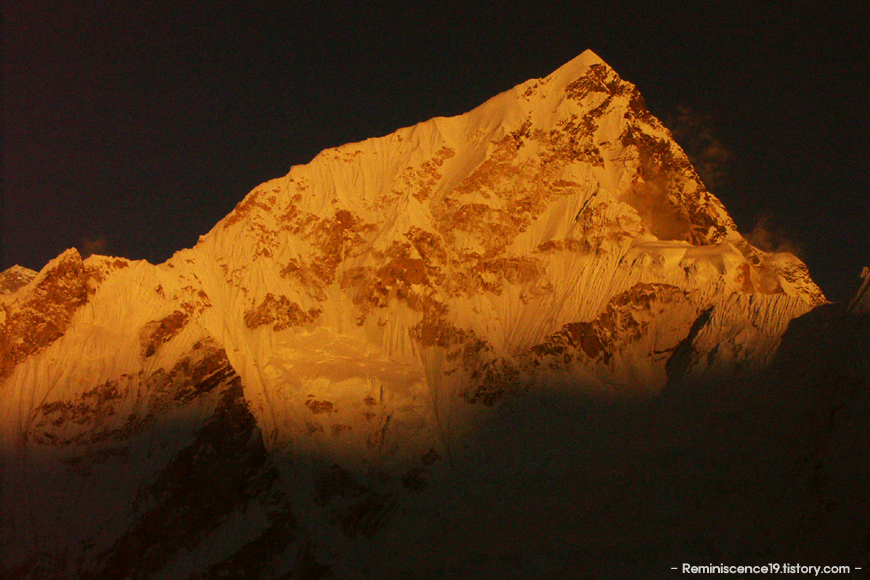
xmin=3 ymin=51 xmax=861 ymax=579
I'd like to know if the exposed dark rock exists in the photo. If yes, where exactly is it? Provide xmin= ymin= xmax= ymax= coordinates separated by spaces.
xmin=0 ymin=250 xmax=88 ymax=378
xmin=140 ymin=310 xmax=189 ymax=357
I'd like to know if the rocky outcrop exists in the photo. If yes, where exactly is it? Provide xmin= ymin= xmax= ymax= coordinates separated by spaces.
xmin=0 ymin=250 xmax=87 ymax=379
xmin=0 ymin=265 xmax=37 ymax=295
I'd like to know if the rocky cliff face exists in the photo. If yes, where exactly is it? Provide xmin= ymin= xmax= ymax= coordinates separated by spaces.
xmin=3 ymin=50 xmax=856 ymax=579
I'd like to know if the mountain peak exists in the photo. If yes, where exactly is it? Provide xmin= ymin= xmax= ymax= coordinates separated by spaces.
xmin=550 ymin=48 xmax=609 ymax=78
xmin=0 ymin=265 xmax=37 ymax=295
xmin=187 ymin=50 xmax=824 ymax=401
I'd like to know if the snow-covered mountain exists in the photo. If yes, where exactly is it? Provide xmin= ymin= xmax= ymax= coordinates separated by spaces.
xmin=0 ymin=265 xmax=36 ymax=295
xmin=3 ymin=50 xmax=864 ymax=579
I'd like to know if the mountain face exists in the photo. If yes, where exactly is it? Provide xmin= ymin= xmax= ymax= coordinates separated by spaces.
xmin=3 ymin=50 xmax=863 ymax=578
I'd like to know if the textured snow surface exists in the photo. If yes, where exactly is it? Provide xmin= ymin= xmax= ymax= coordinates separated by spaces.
xmin=2 ymin=50 xmax=856 ymax=579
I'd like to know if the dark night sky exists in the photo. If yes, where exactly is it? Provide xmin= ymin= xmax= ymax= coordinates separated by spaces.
xmin=3 ymin=2 xmax=868 ymax=300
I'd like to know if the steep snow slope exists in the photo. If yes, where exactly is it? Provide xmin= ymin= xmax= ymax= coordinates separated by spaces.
xmin=1 ymin=50 xmax=831 ymax=578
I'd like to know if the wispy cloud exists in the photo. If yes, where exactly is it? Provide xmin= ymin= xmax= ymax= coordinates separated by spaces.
xmin=746 ymin=215 xmax=803 ymax=258
xmin=663 ymin=106 xmax=733 ymax=191
xmin=80 ymin=236 xmax=109 ymax=258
